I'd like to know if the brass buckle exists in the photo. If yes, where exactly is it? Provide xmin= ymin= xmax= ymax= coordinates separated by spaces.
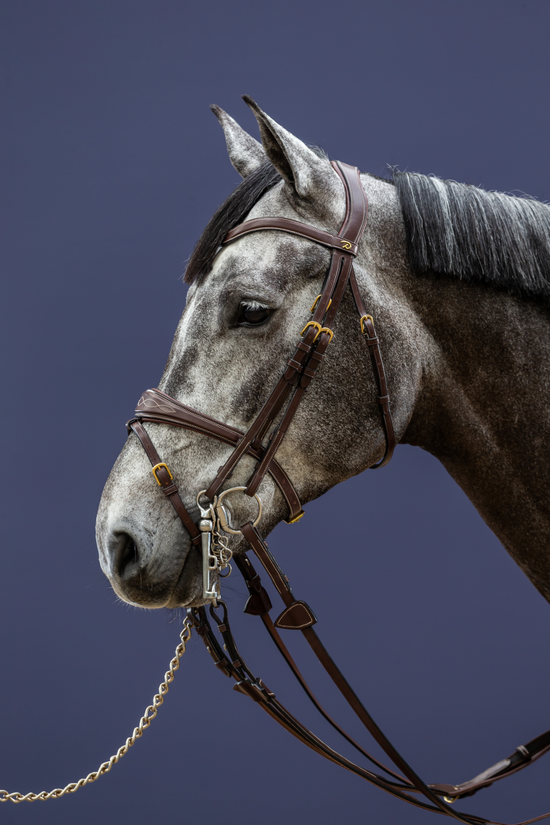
xmin=310 ymin=295 xmax=332 ymax=314
xmin=360 ymin=314 xmax=375 ymax=335
xmin=284 ymin=509 xmax=305 ymax=525
xmin=152 ymin=462 xmax=173 ymax=486
xmin=301 ymin=320 xmax=321 ymax=338
xmin=317 ymin=326 xmax=334 ymax=344
xmin=301 ymin=321 xmax=334 ymax=344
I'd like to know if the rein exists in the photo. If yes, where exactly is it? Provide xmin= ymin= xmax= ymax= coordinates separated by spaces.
xmin=125 ymin=162 xmax=550 ymax=824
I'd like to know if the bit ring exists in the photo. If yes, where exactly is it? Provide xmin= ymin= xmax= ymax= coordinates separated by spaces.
xmin=215 ymin=486 xmax=262 ymax=535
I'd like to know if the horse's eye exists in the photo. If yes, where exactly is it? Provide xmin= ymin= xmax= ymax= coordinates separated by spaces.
xmin=237 ymin=304 xmax=273 ymax=326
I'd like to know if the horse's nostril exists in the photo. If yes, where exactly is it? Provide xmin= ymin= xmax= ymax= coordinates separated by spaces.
xmin=113 ymin=532 xmax=139 ymax=581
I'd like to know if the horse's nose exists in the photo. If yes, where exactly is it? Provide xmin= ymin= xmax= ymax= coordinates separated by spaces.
xmin=112 ymin=531 xmax=140 ymax=581
xmin=103 ymin=525 xmax=198 ymax=608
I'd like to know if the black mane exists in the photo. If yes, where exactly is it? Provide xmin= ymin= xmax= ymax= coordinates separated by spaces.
xmin=393 ymin=171 xmax=550 ymax=301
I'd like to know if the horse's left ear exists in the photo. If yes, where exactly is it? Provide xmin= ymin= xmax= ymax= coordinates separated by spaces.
xmin=242 ymin=95 xmax=335 ymax=199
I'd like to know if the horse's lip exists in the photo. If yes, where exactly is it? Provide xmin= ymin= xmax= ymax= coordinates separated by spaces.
xmin=162 ymin=546 xmax=190 ymax=605
xmin=164 ymin=541 xmax=202 ymax=607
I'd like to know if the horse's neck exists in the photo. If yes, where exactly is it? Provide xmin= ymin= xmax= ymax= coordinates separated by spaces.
xmin=402 ymin=277 xmax=550 ymax=603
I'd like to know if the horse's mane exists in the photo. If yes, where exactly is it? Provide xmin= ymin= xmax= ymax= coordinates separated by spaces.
xmin=393 ymin=171 xmax=550 ymax=301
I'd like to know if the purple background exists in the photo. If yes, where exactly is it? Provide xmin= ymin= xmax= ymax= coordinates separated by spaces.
xmin=1 ymin=1 xmax=550 ymax=823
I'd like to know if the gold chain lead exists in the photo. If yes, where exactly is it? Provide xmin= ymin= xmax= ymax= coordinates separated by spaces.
xmin=0 ymin=617 xmax=193 ymax=803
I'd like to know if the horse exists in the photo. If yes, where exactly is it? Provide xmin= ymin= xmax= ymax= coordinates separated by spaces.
xmin=94 ymin=97 xmax=550 ymax=820
xmin=96 ymin=96 xmax=550 ymax=612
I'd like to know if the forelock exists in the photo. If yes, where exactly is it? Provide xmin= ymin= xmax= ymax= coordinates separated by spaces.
xmin=184 ymin=147 xmax=329 ymax=286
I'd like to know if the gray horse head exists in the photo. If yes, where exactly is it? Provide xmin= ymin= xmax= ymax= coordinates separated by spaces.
xmin=96 ymin=97 xmax=550 ymax=609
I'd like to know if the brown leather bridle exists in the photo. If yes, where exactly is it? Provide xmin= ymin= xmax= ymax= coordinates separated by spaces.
xmin=126 ymin=161 xmax=550 ymax=825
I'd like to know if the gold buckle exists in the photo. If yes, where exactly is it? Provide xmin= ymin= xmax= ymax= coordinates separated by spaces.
xmin=301 ymin=320 xmax=321 ymax=338
xmin=310 ymin=295 xmax=332 ymax=313
xmin=360 ymin=314 xmax=375 ymax=335
xmin=152 ymin=462 xmax=173 ymax=486
xmin=317 ymin=327 xmax=334 ymax=344
xmin=285 ymin=509 xmax=305 ymax=525
xmin=301 ymin=321 xmax=334 ymax=344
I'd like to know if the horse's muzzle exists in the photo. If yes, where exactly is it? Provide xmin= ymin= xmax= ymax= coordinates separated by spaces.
xmin=106 ymin=529 xmax=202 ymax=608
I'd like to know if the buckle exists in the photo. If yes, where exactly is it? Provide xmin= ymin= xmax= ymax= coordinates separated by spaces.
xmin=284 ymin=509 xmax=305 ymax=525
xmin=301 ymin=320 xmax=322 ymax=339
xmin=152 ymin=462 xmax=173 ymax=486
xmin=317 ymin=327 xmax=334 ymax=344
xmin=300 ymin=321 xmax=334 ymax=344
xmin=360 ymin=314 xmax=375 ymax=335
xmin=310 ymin=295 xmax=332 ymax=313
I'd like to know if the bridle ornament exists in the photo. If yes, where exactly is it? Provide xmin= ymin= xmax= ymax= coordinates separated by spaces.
xmin=125 ymin=162 xmax=550 ymax=825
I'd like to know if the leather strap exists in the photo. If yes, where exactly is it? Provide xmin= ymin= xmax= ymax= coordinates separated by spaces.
xmin=190 ymin=605 xmax=452 ymax=816
xmin=214 ymin=162 xmax=374 ymax=500
xmin=237 ymin=524 xmax=468 ymax=821
xmin=230 ymin=525 xmax=550 ymax=824
xmin=128 ymin=421 xmax=201 ymax=545
xmin=135 ymin=388 xmax=303 ymax=521
xmin=349 ymin=269 xmax=396 ymax=467
xmin=224 ymin=217 xmax=359 ymax=256
xmin=204 ymin=318 xmax=323 ymax=501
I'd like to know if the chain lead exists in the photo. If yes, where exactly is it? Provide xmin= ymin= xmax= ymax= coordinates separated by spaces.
xmin=0 ymin=617 xmax=192 ymax=803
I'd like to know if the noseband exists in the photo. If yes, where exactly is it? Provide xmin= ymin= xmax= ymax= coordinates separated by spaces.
xmin=126 ymin=162 xmax=550 ymax=825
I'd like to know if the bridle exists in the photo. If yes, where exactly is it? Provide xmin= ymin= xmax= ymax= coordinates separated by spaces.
xmin=129 ymin=161 xmax=394 ymax=531
xmin=127 ymin=161 xmax=550 ymax=825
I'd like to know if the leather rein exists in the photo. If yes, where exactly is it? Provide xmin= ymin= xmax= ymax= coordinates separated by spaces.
xmin=127 ymin=161 xmax=550 ymax=825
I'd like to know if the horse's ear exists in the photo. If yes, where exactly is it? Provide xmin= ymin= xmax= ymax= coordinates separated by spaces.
xmin=211 ymin=105 xmax=266 ymax=179
xmin=242 ymin=95 xmax=333 ymax=199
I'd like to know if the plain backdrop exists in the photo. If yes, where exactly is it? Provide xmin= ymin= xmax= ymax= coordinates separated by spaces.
xmin=1 ymin=2 xmax=549 ymax=824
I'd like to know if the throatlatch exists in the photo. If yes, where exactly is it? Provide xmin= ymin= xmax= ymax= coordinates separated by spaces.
xmin=128 ymin=161 xmax=550 ymax=825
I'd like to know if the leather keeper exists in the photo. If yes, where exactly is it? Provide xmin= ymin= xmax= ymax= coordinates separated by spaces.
xmin=246 ymin=572 xmax=263 ymax=594
xmin=214 ymin=659 xmax=232 ymax=677
xmin=203 ymin=643 xmax=232 ymax=677
xmin=162 ymin=483 xmax=179 ymax=496
xmin=284 ymin=364 xmax=301 ymax=381
xmin=286 ymin=358 xmax=303 ymax=372
xmin=307 ymin=352 xmax=324 ymax=368
xmin=233 ymin=680 xmax=269 ymax=703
